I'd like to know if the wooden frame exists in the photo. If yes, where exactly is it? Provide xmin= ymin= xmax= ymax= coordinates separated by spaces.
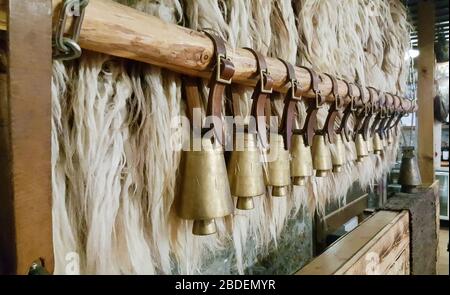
xmin=314 ymin=194 xmax=369 ymax=254
xmin=0 ymin=0 xmax=53 ymax=274
xmin=298 ymin=210 xmax=410 ymax=275
xmin=417 ymin=0 xmax=436 ymax=184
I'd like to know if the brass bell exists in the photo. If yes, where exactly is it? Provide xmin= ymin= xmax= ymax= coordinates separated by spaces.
xmin=331 ymin=134 xmax=346 ymax=173
xmin=177 ymin=138 xmax=234 ymax=235
xmin=312 ymin=133 xmax=332 ymax=177
xmin=290 ymin=134 xmax=313 ymax=186
xmin=228 ymin=132 xmax=265 ymax=210
xmin=398 ymin=146 xmax=421 ymax=193
xmin=267 ymin=134 xmax=290 ymax=196
xmin=373 ymin=132 xmax=384 ymax=155
xmin=355 ymin=133 xmax=369 ymax=162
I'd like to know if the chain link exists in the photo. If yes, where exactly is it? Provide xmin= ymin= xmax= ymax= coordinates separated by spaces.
xmin=53 ymin=0 xmax=89 ymax=61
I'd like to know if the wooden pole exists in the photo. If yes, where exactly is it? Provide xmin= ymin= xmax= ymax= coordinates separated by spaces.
xmin=0 ymin=0 xmax=414 ymax=111
xmin=417 ymin=0 xmax=436 ymax=185
xmin=0 ymin=0 xmax=54 ymax=274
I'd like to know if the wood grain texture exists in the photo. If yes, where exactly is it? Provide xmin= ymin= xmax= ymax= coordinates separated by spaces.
xmin=338 ymin=211 xmax=409 ymax=275
xmin=298 ymin=211 xmax=410 ymax=275
xmin=3 ymin=0 xmax=54 ymax=274
xmin=417 ymin=0 xmax=436 ymax=185
xmin=0 ymin=0 xmax=414 ymax=111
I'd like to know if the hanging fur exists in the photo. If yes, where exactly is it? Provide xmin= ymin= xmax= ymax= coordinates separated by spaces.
xmin=50 ymin=0 xmax=411 ymax=274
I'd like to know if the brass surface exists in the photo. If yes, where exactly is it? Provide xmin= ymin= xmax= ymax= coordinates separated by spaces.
xmin=398 ymin=146 xmax=422 ymax=191
xmin=192 ymin=219 xmax=217 ymax=235
xmin=373 ymin=133 xmax=384 ymax=155
xmin=355 ymin=133 xmax=369 ymax=161
xmin=312 ymin=134 xmax=332 ymax=176
xmin=267 ymin=134 xmax=290 ymax=195
xmin=236 ymin=197 xmax=255 ymax=210
xmin=177 ymin=138 xmax=234 ymax=235
xmin=292 ymin=176 xmax=306 ymax=186
xmin=331 ymin=134 xmax=346 ymax=172
xmin=272 ymin=186 xmax=288 ymax=197
xmin=290 ymin=134 xmax=313 ymax=186
xmin=228 ymin=133 xmax=265 ymax=208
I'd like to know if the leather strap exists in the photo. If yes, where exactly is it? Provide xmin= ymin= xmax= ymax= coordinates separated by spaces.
xmin=358 ymin=87 xmax=377 ymax=141
xmin=245 ymin=47 xmax=273 ymax=148
xmin=368 ymin=87 xmax=380 ymax=114
xmin=202 ymin=31 xmax=235 ymax=143
xmin=321 ymin=74 xmax=343 ymax=143
xmin=339 ymin=80 xmax=357 ymax=141
xmin=298 ymin=66 xmax=322 ymax=147
xmin=279 ymin=59 xmax=301 ymax=150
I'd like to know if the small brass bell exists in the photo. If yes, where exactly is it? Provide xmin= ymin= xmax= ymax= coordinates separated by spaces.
xmin=373 ymin=133 xmax=384 ymax=155
xmin=228 ymin=132 xmax=265 ymax=210
xmin=312 ymin=133 xmax=332 ymax=177
xmin=177 ymin=138 xmax=234 ymax=235
xmin=355 ymin=133 xmax=369 ymax=162
xmin=290 ymin=134 xmax=313 ymax=186
xmin=331 ymin=134 xmax=346 ymax=173
xmin=398 ymin=146 xmax=421 ymax=193
xmin=267 ymin=134 xmax=290 ymax=196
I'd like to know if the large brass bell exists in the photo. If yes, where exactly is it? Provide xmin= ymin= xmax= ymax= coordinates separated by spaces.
xmin=331 ymin=134 xmax=346 ymax=172
xmin=355 ymin=133 xmax=369 ymax=162
xmin=267 ymin=134 xmax=290 ymax=196
xmin=398 ymin=146 xmax=421 ymax=193
xmin=290 ymin=134 xmax=313 ymax=186
xmin=177 ymin=138 xmax=234 ymax=235
xmin=228 ymin=132 xmax=265 ymax=210
xmin=312 ymin=133 xmax=332 ymax=177
xmin=373 ymin=132 xmax=384 ymax=155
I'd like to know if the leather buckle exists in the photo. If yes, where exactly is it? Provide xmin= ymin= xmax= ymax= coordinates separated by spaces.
xmin=260 ymin=69 xmax=273 ymax=94
xmin=315 ymin=89 xmax=324 ymax=109
xmin=291 ymin=79 xmax=301 ymax=100
xmin=216 ymin=53 xmax=233 ymax=84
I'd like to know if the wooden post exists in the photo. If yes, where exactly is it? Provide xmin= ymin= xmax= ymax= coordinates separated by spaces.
xmin=417 ymin=0 xmax=436 ymax=185
xmin=0 ymin=0 xmax=54 ymax=274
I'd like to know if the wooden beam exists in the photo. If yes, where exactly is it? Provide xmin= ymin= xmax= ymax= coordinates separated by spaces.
xmin=0 ymin=0 xmax=414 ymax=111
xmin=417 ymin=0 xmax=436 ymax=185
xmin=1 ymin=0 xmax=54 ymax=274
